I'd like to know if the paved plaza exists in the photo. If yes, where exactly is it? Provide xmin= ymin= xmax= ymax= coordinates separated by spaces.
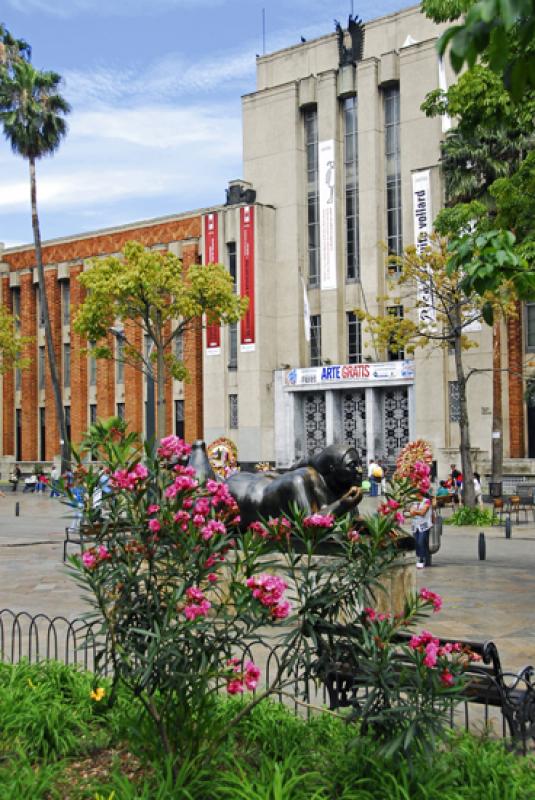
xmin=0 ymin=492 xmax=534 ymax=671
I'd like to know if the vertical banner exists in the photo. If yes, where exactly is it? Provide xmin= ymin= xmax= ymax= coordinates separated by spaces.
xmin=437 ymin=57 xmax=452 ymax=133
xmin=318 ymin=139 xmax=337 ymax=290
xmin=301 ymin=274 xmax=311 ymax=342
xmin=240 ymin=205 xmax=255 ymax=351
xmin=204 ymin=213 xmax=221 ymax=354
xmin=412 ymin=170 xmax=435 ymax=325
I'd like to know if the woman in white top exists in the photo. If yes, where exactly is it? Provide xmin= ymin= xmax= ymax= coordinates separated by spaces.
xmin=473 ymin=472 xmax=484 ymax=508
xmin=409 ymin=493 xmax=433 ymax=569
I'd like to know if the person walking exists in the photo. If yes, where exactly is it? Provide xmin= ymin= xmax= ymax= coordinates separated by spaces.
xmin=473 ymin=472 xmax=484 ymax=508
xmin=50 ymin=465 xmax=61 ymax=498
xmin=368 ymin=458 xmax=382 ymax=498
xmin=410 ymin=492 xmax=433 ymax=569
xmin=9 ymin=465 xmax=21 ymax=492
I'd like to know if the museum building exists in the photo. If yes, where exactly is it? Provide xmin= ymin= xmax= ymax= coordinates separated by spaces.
xmin=1 ymin=4 xmax=534 ymax=478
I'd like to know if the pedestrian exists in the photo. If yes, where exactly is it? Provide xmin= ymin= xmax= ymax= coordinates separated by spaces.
xmin=409 ymin=491 xmax=433 ymax=569
xmin=450 ymin=464 xmax=463 ymax=504
xmin=8 ymin=465 xmax=21 ymax=492
xmin=368 ymin=458 xmax=382 ymax=498
xmin=50 ymin=465 xmax=61 ymax=498
xmin=473 ymin=472 xmax=484 ymax=508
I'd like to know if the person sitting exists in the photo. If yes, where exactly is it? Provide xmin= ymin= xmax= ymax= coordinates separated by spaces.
xmin=436 ymin=480 xmax=450 ymax=497
xmin=226 ymin=444 xmax=363 ymax=530
xmin=23 ymin=473 xmax=37 ymax=493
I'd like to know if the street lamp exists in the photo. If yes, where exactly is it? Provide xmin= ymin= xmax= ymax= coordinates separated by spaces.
xmin=109 ymin=326 xmax=155 ymax=445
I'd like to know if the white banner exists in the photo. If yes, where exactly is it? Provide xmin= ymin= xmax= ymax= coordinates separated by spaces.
xmin=285 ymin=360 xmax=415 ymax=388
xmin=437 ymin=57 xmax=452 ymax=133
xmin=318 ymin=139 xmax=337 ymax=290
xmin=412 ymin=170 xmax=435 ymax=325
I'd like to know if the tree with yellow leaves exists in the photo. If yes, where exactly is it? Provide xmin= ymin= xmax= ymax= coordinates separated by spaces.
xmin=357 ymin=234 xmax=516 ymax=507
xmin=74 ymin=241 xmax=248 ymax=442
xmin=0 ymin=306 xmax=31 ymax=375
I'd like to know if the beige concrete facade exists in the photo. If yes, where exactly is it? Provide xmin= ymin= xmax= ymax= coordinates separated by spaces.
xmin=203 ymin=4 xmax=533 ymax=480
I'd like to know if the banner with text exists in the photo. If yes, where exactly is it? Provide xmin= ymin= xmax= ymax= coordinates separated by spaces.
xmin=412 ymin=170 xmax=435 ymax=325
xmin=319 ymin=139 xmax=337 ymax=290
xmin=240 ymin=205 xmax=255 ymax=351
xmin=204 ymin=213 xmax=221 ymax=353
xmin=285 ymin=360 xmax=415 ymax=388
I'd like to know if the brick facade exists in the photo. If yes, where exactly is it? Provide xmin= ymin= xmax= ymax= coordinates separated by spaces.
xmin=508 ymin=306 xmax=525 ymax=458
xmin=1 ymin=213 xmax=202 ymax=460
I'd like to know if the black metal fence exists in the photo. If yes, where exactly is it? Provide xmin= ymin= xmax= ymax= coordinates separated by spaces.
xmin=0 ymin=608 xmax=521 ymax=742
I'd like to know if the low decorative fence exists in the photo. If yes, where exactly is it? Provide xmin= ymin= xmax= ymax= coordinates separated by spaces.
xmin=0 ymin=608 xmax=517 ymax=742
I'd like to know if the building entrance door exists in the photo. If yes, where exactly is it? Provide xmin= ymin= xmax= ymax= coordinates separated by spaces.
xmin=382 ymin=387 xmax=409 ymax=462
xmin=303 ymin=392 xmax=326 ymax=456
xmin=342 ymin=391 xmax=367 ymax=461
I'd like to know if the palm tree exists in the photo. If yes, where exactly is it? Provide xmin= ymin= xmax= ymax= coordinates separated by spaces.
xmin=0 ymin=59 xmax=71 ymax=470
xmin=0 ymin=23 xmax=31 ymax=70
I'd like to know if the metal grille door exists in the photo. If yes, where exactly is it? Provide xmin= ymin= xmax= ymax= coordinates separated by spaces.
xmin=342 ymin=391 xmax=367 ymax=460
xmin=383 ymin=388 xmax=409 ymax=459
xmin=304 ymin=393 xmax=326 ymax=456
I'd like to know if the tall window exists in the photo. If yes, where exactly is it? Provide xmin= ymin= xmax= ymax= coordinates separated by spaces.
xmin=116 ymin=338 xmax=124 ymax=384
xmin=174 ymin=330 xmax=184 ymax=363
xmin=526 ymin=303 xmax=535 ymax=351
xmin=63 ymin=343 xmax=71 ymax=387
xmin=38 ymin=345 xmax=46 ymax=390
xmin=310 ymin=314 xmax=321 ymax=366
xmin=89 ymin=342 xmax=97 ymax=386
xmin=344 ymin=96 xmax=359 ymax=281
xmin=90 ymin=403 xmax=97 ymax=424
xmin=387 ymin=305 xmax=404 ymax=360
xmin=175 ymin=399 xmax=184 ymax=439
xmin=15 ymin=367 xmax=22 ymax=391
xmin=385 ymin=86 xmax=402 ymax=258
xmin=61 ymin=281 xmax=70 ymax=326
xmin=229 ymin=394 xmax=238 ymax=429
xmin=228 ymin=323 xmax=238 ymax=370
xmin=37 ymin=287 xmax=45 ymax=328
xmin=15 ymin=408 xmax=22 ymax=461
xmin=347 ymin=312 xmax=362 ymax=363
xmin=116 ymin=402 xmax=125 ymax=420
xmin=227 ymin=242 xmax=237 ymax=292
xmin=39 ymin=407 xmax=46 ymax=461
xmin=11 ymin=288 xmax=20 ymax=331
xmin=305 ymin=108 xmax=320 ymax=287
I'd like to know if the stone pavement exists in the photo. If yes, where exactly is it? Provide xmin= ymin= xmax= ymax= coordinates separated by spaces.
xmin=0 ymin=491 xmax=534 ymax=670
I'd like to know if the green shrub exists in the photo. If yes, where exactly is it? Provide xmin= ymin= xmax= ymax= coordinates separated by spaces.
xmin=444 ymin=506 xmax=498 ymax=526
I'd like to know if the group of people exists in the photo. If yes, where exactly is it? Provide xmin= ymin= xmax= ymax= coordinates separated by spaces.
xmin=436 ymin=464 xmax=483 ymax=508
xmin=9 ymin=465 xmax=65 ymax=497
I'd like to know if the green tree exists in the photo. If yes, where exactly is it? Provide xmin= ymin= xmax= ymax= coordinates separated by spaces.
xmin=0 ymin=22 xmax=31 ymax=70
xmin=74 ymin=240 xmax=248 ymax=442
xmin=0 ymin=305 xmax=32 ymax=375
xmin=357 ymin=234 xmax=519 ymax=506
xmin=0 ymin=58 xmax=71 ymax=469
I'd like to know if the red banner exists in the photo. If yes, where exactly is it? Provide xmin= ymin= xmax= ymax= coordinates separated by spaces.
xmin=240 ymin=206 xmax=255 ymax=349
xmin=204 ymin=213 xmax=220 ymax=351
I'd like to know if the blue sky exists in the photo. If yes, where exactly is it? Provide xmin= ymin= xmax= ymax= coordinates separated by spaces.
xmin=1 ymin=0 xmax=409 ymax=248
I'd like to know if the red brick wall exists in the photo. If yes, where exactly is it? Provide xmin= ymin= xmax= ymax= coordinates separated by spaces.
xmin=182 ymin=245 xmax=204 ymax=442
xmin=96 ymin=333 xmax=116 ymax=420
xmin=508 ymin=306 xmax=525 ymax=458
xmin=19 ymin=274 xmax=37 ymax=460
xmin=2 ymin=277 xmax=14 ymax=456
xmin=70 ymin=267 xmax=88 ymax=448
xmin=124 ymin=321 xmax=143 ymax=436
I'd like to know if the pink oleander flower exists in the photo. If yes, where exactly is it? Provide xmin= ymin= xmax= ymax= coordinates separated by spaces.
xmin=200 ymin=519 xmax=226 ymax=541
xmin=271 ymin=599 xmax=291 ymax=619
xmin=226 ymin=678 xmax=244 ymax=695
xmin=348 ymin=530 xmax=360 ymax=542
xmin=174 ymin=510 xmax=190 ymax=524
xmin=193 ymin=514 xmax=206 ymax=527
xmin=387 ymin=499 xmax=401 ymax=510
xmin=244 ymin=661 xmax=261 ymax=690
xmin=394 ymin=511 xmax=405 ymax=524
xmin=204 ymin=554 xmax=217 ymax=569
xmin=147 ymin=504 xmax=160 ymax=514
xmin=419 ymin=588 xmax=443 ymax=613
xmin=440 ymin=669 xmax=455 ymax=687
xmin=248 ymin=521 xmax=268 ymax=537
xmin=207 ymin=573 xmax=218 ymax=583
xmin=96 ymin=545 xmax=110 ymax=561
xmin=247 ymin=573 xmax=289 ymax=618
xmin=148 ymin=518 xmax=161 ymax=533
xmin=363 ymin=607 xmax=376 ymax=622
xmin=409 ymin=630 xmax=439 ymax=650
xmin=183 ymin=497 xmax=194 ymax=509
xmin=303 ymin=513 xmax=335 ymax=529
xmin=194 ymin=498 xmax=211 ymax=516
xmin=186 ymin=586 xmax=205 ymax=602
xmin=423 ymin=642 xmax=439 ymax=668
xmin=110 ymin=463 xmax=149 ymax=491
xmin=157 ymin=435 xmax=191 ymax=461
xmin=82 ymin=551 xmax=97 ymax=569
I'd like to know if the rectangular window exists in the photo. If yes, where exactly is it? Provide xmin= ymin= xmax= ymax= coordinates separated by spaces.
xmin=385 ymin=86 xmax=402 ymax=259
xmin=174 ymin=330 xmax=184 ymax=363
xmin=64 ymin=405 xmax=71 ymax=442
xmin=90 ymin=403 xmax=97 ymax=424
xmin=229 ymin=394 xmax=238 ymax=429
xmin=63 ymin=343 xmax=71 ymax=388
xmin=449 ymin=381 xmax=461 ymax=422
xmin=304 ymin=108 xmax=320 ymax=287
xmin=310 ymin=314 xmax=321 ymax=366
xmin=347 ymin=312 xmax=362 ymax=363
xmin=38 ymin=345 xmax=46 ymax=390
xmin=89 ymin=343 xmax=97 ymax=387
xmin=116 ymin=402 xmax=125 ymax=420
xmin=39 ymin=407 xmax=46 ymax=462
xmin=175 ymin=399 xmax=184 ymax=439
xmin=15 ymin=408 xmax=22 ymax=461
xmin=387 ymin=306 xmax=404 ymax=360
xmin=37 ymin=286 xmax=45 ymax=328
xmin=15 ymin=367 xmax=22 ymax=391
xmin=228 ymin=323 xmax=238 ymax=370
xmin=11 ymin=288 xmax=20 ymax=331
xmin=344 ymin=96 xmax=359 ymax=281
xmin=227 ymin=242 xmax=237 ymax=292
xmin=61 ymin=281 xmax=70 ymax=326
xmin=527 ymin=303 xmax=535 ymax=350
xmin=116 ymin=338 xmax=124 ymax=384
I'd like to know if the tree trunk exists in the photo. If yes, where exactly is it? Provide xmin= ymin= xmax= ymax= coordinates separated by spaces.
xmin=29 ymin=157 xmax=69 ymax=472
xmin=491 ymin=322 xmax=503 ymax=485
xmin=156 ymin=342 xmax=166 ymax=443
xmin=452 ymin=306 xmax=476 ymax=506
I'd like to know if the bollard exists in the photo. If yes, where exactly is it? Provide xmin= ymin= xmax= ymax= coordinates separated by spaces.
xmin=505 ymin=517 xmax=512 ymax=539
xmin=15 ymin=501 xmax=19 ymax=517
xmin=478 ymin=531 xmax=486 ymax=560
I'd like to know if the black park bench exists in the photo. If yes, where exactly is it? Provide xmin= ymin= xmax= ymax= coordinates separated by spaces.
xmin=311 ymin=621 xmax=535 ymax=752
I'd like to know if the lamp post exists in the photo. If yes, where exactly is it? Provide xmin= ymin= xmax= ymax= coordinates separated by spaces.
xmin=109 ymin=326 xmax=156 ymax=447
